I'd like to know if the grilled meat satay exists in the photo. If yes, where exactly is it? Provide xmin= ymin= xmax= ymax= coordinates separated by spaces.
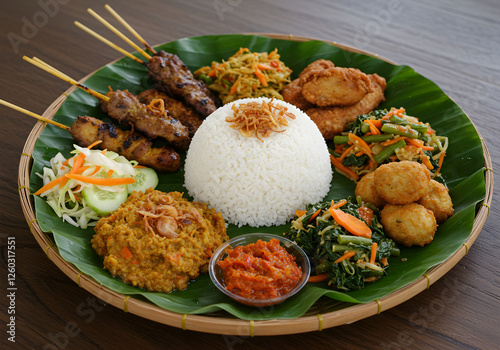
xmin=137 ymin=89 xmax=203 ymax=137
xmin=146 ymin=51 xmax=219 ymax=118
xmin=70 ymin=116 xmax=181 ymax=173
xmin=100 ymin=89 xmax=190 ymax=150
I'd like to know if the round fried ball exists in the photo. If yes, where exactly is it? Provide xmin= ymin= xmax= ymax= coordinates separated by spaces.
xmin=355 ymin=172 xmax=386 ymax=208
xmin=418 ymin=180 xmax=454 ymax=223
xmin=374 ymin=161 xmax=431 ymax=205
xmin=380 ymin=203 xmax=437 ymax=247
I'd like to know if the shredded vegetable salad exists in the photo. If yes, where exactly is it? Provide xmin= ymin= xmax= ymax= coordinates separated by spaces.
xmin=34 ymin=142 xmax=147 ymax=229
xmin=284 ymin=197 xmax=400 ymax=291
xmin=330 ymin=107 xmax=449 ymax=181
xmin=194 ymin=47 xmax=292 ymax=104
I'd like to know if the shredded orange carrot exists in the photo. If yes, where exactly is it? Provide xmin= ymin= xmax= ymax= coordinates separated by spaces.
xmin=330 ymin=199 xmax=347 ymax=209
xmin=419 ymin=149 xmax=434 ymax=170
xmin=364 ymin=120 xmax=381 ymax=135
xmin=257 ymin=63 xmax=273 ymax=70
xmin=388 ymin=155 xmax=398 ymax=162
xmin=330 ymin=155 xmax=360 ymax=181
xmin=33 ymin=176 xmax=67 ymax=196
xmin=254 ymin=67 xmax=268 ymax=86
xmin=308 ymin=209 xmax=321 ymax=223
xmin=339 ymin=144 xmax=356 ymax=161
xmin=329 ymin=208 xmax=372 ymax=238
xmin=88 ymin=166 xmax=101 ymax=176
xmin=348 ymin=133 xmax=374 ymax=162
xmin=307 ymin=273 xmax=329 ymax=283
xmin=65 ymin=174 xmax=135 ymax=186
xmin=106 ymin=169 xmax=114 ymax=178
xmin=381 ymin=136 xmax=407 ymax=146
xmin=407 ymin=138 xmax=435 ymax=151
xmin=228 ymin=77 xmax=241 ymax=96
xmin=382 ymin=107 xmax=405 ymax=120
xmin=207 ymin=68 xmax=218 ymax=78
xmin=370 ymin=242 xmax=378 ymax=264
xmin=334 ymin=251 xmax=356 ymax=264
xmin=121 ymin=246 xmax=132 ymax=260
xmin=380 ymin=257 xmax=388 ymax=266
xmin=436 ymin=151 xmax=446 ymax=174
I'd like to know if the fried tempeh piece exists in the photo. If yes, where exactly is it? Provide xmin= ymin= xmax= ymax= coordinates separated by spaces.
xmin=305 ymin=73 xmax=387 ymax=140
xmin=146 ymin=51 xmax=219 ymax=118
xmin=100 ymin=89 xmax=190 ymax=150
xmin=301 ymin=67 xmax=373 ymax=107
xmin=137 ymin=89 xmax=203 ymax=137
xmin=70 ymin=116 xmax=181 ymax=173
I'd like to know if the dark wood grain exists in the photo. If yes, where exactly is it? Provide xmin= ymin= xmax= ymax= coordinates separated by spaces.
xmin=1 ymin=0 xmax=498 ymax=349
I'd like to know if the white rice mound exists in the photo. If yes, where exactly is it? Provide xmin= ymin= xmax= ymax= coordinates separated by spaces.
xmin=184 ymin=97 xmax=332 ymax=227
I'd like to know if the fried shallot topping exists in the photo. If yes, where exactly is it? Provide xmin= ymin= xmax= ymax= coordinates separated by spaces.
xmin=225 ymin=99 xmax=296 ymax=141
xmin=137 ymin=202 xmax=205 ymax=238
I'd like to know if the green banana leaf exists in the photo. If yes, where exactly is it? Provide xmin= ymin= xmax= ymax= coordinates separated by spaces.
xmin=30 ymin=34 xmax=486 ymax=320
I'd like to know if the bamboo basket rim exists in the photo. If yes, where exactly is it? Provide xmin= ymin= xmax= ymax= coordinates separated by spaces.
xmin=18 ymin=33 xmax=494 ymax=336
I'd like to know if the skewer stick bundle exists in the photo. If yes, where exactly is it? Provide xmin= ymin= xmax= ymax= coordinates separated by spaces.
xmin=0 ymin=98 xmax=70 ymax=131
xmin=104 ymin=4 xmax=157 ymax=54
xmin=22 ymin=56 xmax=110 ymax=102
xmin=74 ymin=21 xmax=144 ymax=64
xmin=86 ymin=8 xmax=152 ymax=61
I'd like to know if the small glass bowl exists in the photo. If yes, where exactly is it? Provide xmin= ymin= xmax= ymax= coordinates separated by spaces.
xmin=208 ymin=233 xmax=311 ymax=307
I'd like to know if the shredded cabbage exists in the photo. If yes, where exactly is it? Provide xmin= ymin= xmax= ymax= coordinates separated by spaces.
xmin=194 ymin=48 xmax=292 ymax=104
xmin=36 ymin=144 xmax=139 ymax=229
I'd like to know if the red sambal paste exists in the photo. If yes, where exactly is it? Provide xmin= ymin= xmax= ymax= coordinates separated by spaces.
xmin=218 ymin=238 xmax=302 ymax=300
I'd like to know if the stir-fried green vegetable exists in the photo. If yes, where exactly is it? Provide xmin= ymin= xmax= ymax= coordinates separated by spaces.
xmin=284 ymin=197 xmax=400 ymax=291
xmin=330 ymin=107 xmax=448 ymax=181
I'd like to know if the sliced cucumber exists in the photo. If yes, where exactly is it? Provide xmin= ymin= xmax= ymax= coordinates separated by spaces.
xmin=127 ymin=167 xmax=159 ymax=194
xmin=82 ymin=185 xmax=129 ymax=216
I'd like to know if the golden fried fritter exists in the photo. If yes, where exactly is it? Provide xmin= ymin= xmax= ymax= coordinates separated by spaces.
xmin=299 ymin=59 xmax=335 ymax=78
xmin=305 ymin=73 xmax=387 ymax=139
xmin=301 ymin=67 xmax=373 ymax=107
xmin=374 ymin=161 xmax=431 ymax=205
xmin=418 ymin=180 xmax=454 ymax=222
xmin=380 ymin=203 xmax=437 ymax=247
xmin=281 ymin=78 xmax=314 ymax=111
xmin=355 ymin=171 xmax=387 ymax=208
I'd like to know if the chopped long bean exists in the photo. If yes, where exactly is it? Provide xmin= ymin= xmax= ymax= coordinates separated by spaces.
xmin=374 ymin=139 xmax=407 ymax=163
xmin=381 ymin=123 xmax=419 ymax=139
xmin=337 ymin=234 xmax=373 ymax=246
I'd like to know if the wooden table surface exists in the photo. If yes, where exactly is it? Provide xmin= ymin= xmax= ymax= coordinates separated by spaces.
xmin=1 ymin=0 xmax=498 ymax=349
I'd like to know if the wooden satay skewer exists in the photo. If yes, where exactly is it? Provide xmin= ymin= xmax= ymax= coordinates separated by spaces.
xmin=104 ymin=4 xmax=157 ymax=54
xmin=0 ymin=98 xmax=70 ymax=131
xmin=74 ymin=21 xmax=144 ymax=64
xmin=22 ymin=56 xmax=110 ymax=102
xmin=86 ymin=8 xmax=152 ymax=61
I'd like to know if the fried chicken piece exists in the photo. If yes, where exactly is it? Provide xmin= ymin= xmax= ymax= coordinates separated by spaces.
xmin=305 ymin=73 xmax=387 ymax=139
xmin=137 ymin=89 xmax=203 ymax=137
xmin=301 ymin=67 xmax=373 ymax=107
xmin=299 ymin=59 xmax=335 ymax=78
xmin=282 ymin=60 xmax=336 ymax=111
xmin=281 ymin=78 xmax=314 ymax=111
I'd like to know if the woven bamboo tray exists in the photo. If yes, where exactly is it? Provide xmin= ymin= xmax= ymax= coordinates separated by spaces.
xmin=18 ymin=34 xmax=494 ymax=336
